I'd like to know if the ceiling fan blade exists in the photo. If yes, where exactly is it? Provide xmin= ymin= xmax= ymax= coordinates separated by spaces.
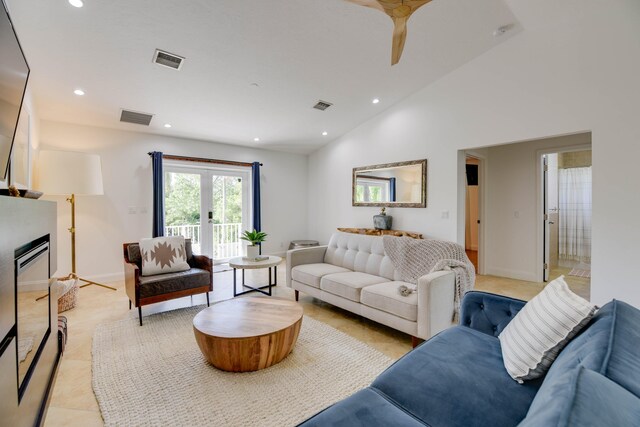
xmin=391 ymin=17 xmax=408 ymax=65
xmin=345 ymin=0 xmax=434 ymax=65
xmin=345 ymin=0 xmax=385 ymax=13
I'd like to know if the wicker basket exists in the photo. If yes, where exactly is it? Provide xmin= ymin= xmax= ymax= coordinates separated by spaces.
xmin=57 ymin=276 xmax=79 ymax=313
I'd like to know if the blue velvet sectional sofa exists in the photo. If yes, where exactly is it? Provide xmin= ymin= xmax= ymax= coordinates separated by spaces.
xmin=299 ymin=291 xmax=640 ymax=426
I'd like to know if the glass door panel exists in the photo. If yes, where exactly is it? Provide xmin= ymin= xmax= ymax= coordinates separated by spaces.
xmin=210 ymin=173 xmax=248 ymax=261
xmin=164 ymin=170 xmax=202 ymax=254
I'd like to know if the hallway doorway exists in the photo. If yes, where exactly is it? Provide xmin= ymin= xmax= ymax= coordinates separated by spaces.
xmin=542 ymin=150 xmax=592 ymax=296
xmin=465 ymin=156 xmax=481 ymax=272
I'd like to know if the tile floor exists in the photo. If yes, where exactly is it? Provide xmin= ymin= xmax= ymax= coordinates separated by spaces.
xmin=44 ymin=260 xmax=590 ymax=426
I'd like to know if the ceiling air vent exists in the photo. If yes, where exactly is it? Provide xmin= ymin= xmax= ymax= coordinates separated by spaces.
xmin=313 ymin=100 xmax=333 ymax=111
xmin=120 ymin=109 xmax=154 ymax=126
xmin=153 ymin=49 xmax=185 ymax=70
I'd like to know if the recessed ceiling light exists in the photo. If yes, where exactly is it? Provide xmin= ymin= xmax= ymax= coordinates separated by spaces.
xmin=164 ymin=123 xmax=172 ymax=128
xmin=68 ymin=0 xmax=84 ymax=8
xmin=254 ymin=137 xmax=260 ymax=142
xmin=73 ymin=89 xmax=85 ymax=96
xmin=372 ymin=98 xmax=380 ymax=104
xmin=322 ymin=131 xmax=328 ymax=136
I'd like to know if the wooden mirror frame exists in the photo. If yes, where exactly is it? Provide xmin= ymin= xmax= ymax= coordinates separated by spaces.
xmin=352 ymin=159 xmax=427 ymax=208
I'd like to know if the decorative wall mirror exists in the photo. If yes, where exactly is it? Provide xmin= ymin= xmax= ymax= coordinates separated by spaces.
xmin=352 ymin=159 xmax=427 ymax=207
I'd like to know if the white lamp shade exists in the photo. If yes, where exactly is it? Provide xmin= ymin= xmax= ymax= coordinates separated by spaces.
xmin=36 ymin=150 xmax=104 ymax=195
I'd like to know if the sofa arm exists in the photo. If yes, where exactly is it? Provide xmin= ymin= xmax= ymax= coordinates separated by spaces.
xmin=459 ymin=291 xmax=527 ymax=337
xmin=286 ymin=246 xmax=328 ymax=288
xmin=416 ymin=271 xmax=456 ymax=339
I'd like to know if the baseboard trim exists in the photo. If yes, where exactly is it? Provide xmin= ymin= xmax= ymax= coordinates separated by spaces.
xmin=484 ymin=267 xmax=538 ymax=283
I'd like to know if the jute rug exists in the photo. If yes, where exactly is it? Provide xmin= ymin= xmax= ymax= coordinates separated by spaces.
xmin=92 ymin=305 xmax=394 ymax=427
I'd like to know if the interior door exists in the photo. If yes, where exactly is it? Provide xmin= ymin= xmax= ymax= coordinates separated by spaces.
xmin=543 ymin=155 xmax=550 ymax=282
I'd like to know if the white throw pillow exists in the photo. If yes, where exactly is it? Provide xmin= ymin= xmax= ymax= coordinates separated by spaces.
xmin=499 ymin=276 xmax=596 ymax=383
xmin=139 ymin=236 xmax=190 ymax=276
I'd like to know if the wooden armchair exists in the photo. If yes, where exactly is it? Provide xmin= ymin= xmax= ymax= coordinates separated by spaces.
xmin=123 ymin=239 xmax=212 ymax=325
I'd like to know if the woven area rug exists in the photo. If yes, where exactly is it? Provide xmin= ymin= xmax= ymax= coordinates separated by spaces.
xmin=93 ymin=305 xmax=394 ymax=427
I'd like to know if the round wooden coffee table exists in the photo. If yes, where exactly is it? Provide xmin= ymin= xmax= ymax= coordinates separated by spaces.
xmin=193 ymin=297 xmax=303 ymax=372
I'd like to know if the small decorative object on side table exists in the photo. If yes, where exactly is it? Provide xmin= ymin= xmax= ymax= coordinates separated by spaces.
xmin=373 ymin=207 xmax=393 ymax=230
xmin=241 ymin=229 xmax=268 ymax=261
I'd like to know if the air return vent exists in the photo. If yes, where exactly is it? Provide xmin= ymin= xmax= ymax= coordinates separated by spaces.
xmin=120 ymin=109 xmax=154 ymax=126
xmin=313 ymin=100 xmax=333 ymax=111
xmin=153 ymin=49 xmax=185 ymax=70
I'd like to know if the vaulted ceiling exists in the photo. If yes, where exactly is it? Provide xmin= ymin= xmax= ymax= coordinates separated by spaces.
xmin=6 ymin=0 xmax=519 ymax=153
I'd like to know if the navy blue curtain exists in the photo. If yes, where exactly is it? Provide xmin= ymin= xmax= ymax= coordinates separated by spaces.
xmin=252 ymin=162 xmax=262 ymax=254
xmin=149 ymin=152 xmax=165 ymax=237
xmin=389 ymin=178 xmax=397 ymax=202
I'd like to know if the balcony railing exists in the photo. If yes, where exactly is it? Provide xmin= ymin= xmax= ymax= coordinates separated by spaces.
xmin=165 ymin=223 xmax=243 ymax=260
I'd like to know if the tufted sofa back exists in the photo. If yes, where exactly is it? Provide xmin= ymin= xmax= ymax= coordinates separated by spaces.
xmin=324 ymin=232 xmax=401 ymax=281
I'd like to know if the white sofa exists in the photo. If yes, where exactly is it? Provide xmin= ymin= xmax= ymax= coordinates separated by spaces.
xmin=286 ymin=232 xmax=455 ymax=341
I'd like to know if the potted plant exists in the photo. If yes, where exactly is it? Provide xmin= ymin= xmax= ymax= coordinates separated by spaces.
xmin=241 ymin=229 xmax=267 ymax=261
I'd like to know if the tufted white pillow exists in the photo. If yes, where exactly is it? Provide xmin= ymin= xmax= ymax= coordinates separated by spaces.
xmin=139 ymin=236 xmax=190 ymax=276
xmin=499 ymin=276 xmax=596 ymax=383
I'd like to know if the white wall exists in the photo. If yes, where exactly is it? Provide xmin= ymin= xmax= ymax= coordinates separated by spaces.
xmin=38 ymin=121 xmax=308 ymax=282
xmin=308 ymin=0 xmax=640 ymax=306
xmin=547 ymin=153 xmax=558 ymax=212
xmin=0 ymin=86 xmax=40 ymax=189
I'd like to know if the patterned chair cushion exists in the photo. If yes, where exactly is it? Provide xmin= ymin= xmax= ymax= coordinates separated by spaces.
xmin=127 ymin=238 xmax=194 ymax=269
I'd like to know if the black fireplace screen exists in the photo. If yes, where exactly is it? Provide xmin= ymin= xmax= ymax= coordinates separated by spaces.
xmin=14 ymin=234 xmax=50 ymax=400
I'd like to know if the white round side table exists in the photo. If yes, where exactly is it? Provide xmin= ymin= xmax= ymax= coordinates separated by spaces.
xmin=228 ymin=255 xmax=282 ymax=297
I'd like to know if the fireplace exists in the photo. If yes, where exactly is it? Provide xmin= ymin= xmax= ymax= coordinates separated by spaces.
xmin=14 ymin=235 xmax=51 ymax=401
xmin=0 ymin=197 xmax=58 ymax=427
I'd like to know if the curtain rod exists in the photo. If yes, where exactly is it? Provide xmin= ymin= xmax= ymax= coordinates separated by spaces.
xmin=149 ymin=152 xmax=262 ymax=167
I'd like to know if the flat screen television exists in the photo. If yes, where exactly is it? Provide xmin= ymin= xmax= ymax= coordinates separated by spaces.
xmin=0 ymin=0 xmax=29 ymax=181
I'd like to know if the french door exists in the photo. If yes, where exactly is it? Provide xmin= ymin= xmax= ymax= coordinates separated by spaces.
xmin=164 ymin=164 xmax=251 ymax=263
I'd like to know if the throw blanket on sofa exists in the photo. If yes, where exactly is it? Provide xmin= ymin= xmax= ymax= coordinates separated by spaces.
xmin=382 ymin=236 xmax=476 ymax=319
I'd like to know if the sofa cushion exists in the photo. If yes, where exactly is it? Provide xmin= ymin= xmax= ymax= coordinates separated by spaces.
xmin=291 ymin=263 xmax=351 ymax=289
xmin=324 ymin=232 xmax=399 ymax=281
xmin=519 ymin=367 xmax=640 ymax=427
xmin=529 ymin=299 xmax=640 ymax=411
xmin=498 ymin=276 xmax=596 ymax=383
xmin=138 ymin=268 xmax=210 ymax=299
xmin=361 ymin=282 xmax=418 ymax=321
xmin=320 ymin=272 xmax=389 ymax=302
xmin=298 ymin=388 xmax=425 ymax=427
xmin=371 ymin=326 xmax=542 ymax=427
